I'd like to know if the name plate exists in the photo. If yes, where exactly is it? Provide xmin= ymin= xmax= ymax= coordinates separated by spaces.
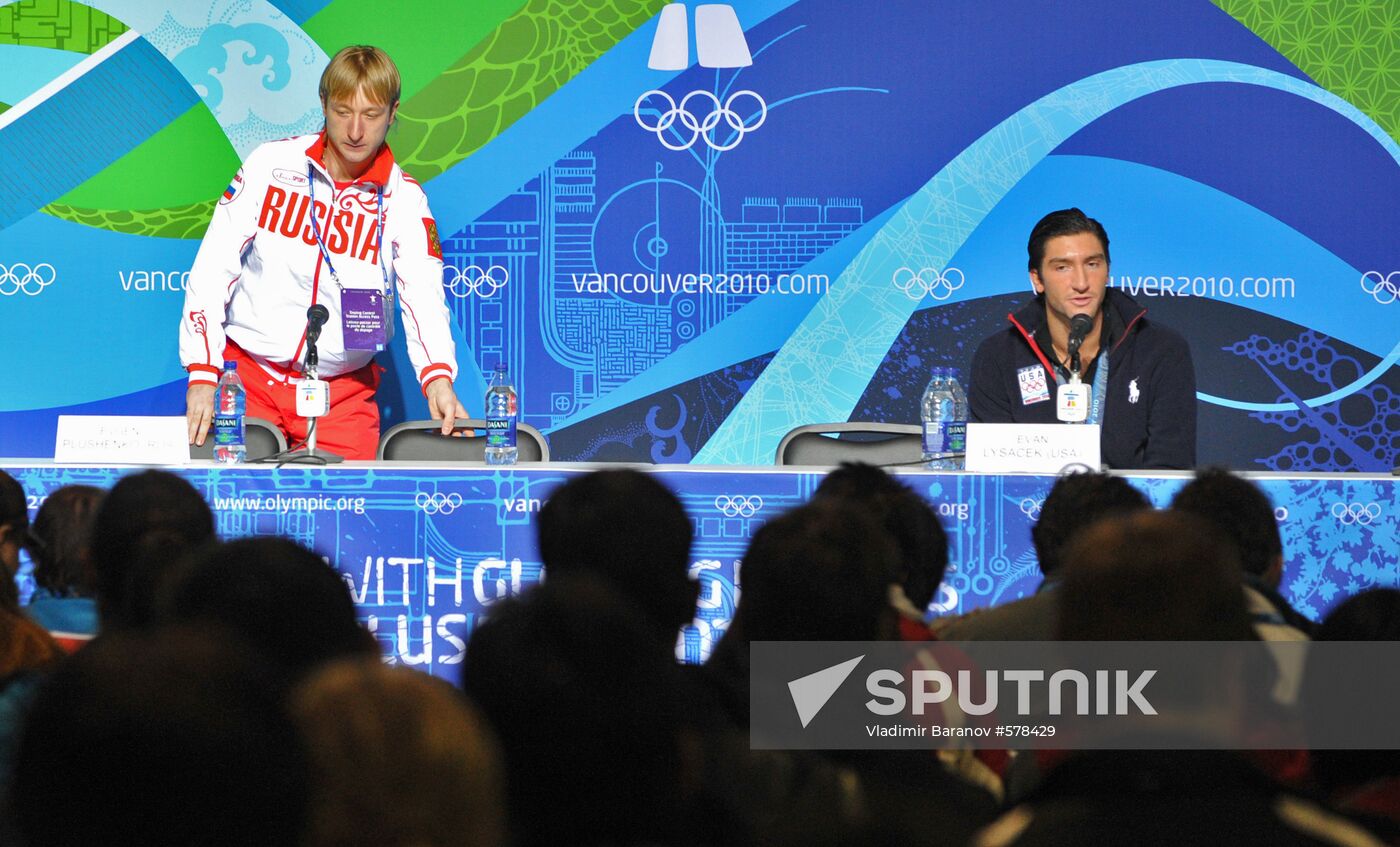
xmin=965 ymin=423 xmax=1102 ymax=474
xmin=54 ymin=415 xmax=191 ymax=465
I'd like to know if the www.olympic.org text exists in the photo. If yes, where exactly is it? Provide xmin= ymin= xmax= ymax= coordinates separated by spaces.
xmin=213 ymin=494 xmax=367 ymax=515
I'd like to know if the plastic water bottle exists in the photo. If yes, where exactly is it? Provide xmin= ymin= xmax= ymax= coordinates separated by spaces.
xmin=484 ymin=363 xmax=518 ymax=465
xmin=921 ymin=367 xmax=967 ymax=470
xmin=213 ymin=361 xmax=246 ymax=463
xmin=947 ymin=367 xmax=968 ymax=470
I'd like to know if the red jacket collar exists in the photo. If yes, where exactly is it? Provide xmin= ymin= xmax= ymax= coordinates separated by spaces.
xmin=305 ymin=132 xmax=396 ymax=187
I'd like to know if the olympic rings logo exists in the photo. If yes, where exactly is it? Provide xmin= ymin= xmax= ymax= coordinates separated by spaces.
xmin=416 ymin=492 xmax=463 ymax=515
xmin=893 ymin=266 xmax=965 ymax=301
xmin=714 ymin=495 xmax=763 ymax=518
xmin=0 ymin=263 xmax=56 ymax=296
xmin=444 ymin=264 xmax=508 ymax=298
xmin=1361 ymin=272 xmax=1400 ymax=305
xmin=1019 ymin=498 xmax=1043 ymax=521
xmin=634 ymin=89 xmax=767 ymax=152
xmin=1331 ymin=502 xmax=1381 ymax=526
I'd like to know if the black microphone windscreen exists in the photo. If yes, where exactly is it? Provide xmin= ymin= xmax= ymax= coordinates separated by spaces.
xmin=307 ymin=304 xmax=330 ymax=326
xmin=1069 ymin=313 xmax=1093 ymax=339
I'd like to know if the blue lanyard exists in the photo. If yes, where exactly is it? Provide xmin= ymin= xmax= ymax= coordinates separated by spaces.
xmin=306 ymin=164 xmax=390 ymax=296
xmin=1052 ymin=352 xmax=1109 ymax=426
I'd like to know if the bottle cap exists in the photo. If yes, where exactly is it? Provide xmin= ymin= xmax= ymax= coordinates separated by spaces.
xmin=223 ymin=360 xmax=237 ymax=370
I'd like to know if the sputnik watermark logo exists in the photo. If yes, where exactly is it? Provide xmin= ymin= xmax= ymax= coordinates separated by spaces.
xmin=756 ymin=642 xmax=1400 ymax=751
xmin=788 ymin=655 xmax=864 ymax=728
xmin=785 ymin=651 xmax=1161 ymax=731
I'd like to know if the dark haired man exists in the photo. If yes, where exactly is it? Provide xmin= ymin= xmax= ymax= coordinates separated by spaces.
xmin=968 ymin=208 xmax=1196 ymax=469
xmin=936 ymin=471 xmax=1149 ymax=642
xmin=812 ymin=462 xmax=949 ymax=638
xmin=1171 ymin=467 xmax=1313 ymax=639
xmin=536 ymin=469 xmax=698 ymax=650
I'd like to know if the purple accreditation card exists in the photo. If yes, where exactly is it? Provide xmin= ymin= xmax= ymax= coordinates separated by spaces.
xmin=340 ymin=288 xmax=388 ymax=351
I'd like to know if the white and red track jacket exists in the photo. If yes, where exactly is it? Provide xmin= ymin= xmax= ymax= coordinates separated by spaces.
xmin=179 ymin=133 xmax=456 ymax=392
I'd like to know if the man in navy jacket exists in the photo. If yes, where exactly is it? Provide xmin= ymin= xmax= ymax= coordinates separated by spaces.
xmin=968 ymin=208 xmax=1196 ymax=469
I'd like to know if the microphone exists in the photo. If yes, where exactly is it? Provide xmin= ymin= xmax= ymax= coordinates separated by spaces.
xmin=1066 ymin=312 xmax=1093 ymax=375
xmin=1066 ymin=313 xmax=1093 ymax=353
xmin=306 ymin=304 xmax=329 ymax=344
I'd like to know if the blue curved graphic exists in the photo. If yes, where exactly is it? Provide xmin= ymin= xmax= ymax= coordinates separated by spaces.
xmin=1202 ymin=346 xmax=1400 ymax=412
xmin=92 ymin=0 xmax=326 ymax=157
xmin=695 ymin=59 xmax=1400 ymax=464
xmin=172 ymin=23 xmax=291 ymax=110
xmin=0 ymin=33 xmax=196 ymax=229
xmin=0 ymin=46 xmax=87 ymax=106
xmin=1059 ymin=83 xmax=1400 ymax=274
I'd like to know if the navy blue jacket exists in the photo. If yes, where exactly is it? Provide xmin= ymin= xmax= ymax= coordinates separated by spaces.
xmin=968 ymin=289 xmax=1197 ymax=469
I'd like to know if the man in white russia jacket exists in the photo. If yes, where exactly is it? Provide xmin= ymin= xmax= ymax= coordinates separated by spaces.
xmin=180 ymin=45 xmax=465 ymax=459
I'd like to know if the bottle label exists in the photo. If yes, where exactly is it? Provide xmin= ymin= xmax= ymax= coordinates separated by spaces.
xmin=213 ymin=414 xmax=243 ymax=446
xmin=485 ymin=416 xmax=516 ymax=448
xmin=945 ymin=421 xmax=967 ymax=454
xmin=923 ymin=420 xmax=966 ymax=456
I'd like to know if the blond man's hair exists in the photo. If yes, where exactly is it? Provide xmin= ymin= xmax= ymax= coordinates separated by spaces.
xmin=290 ymin=659 xmax=505 ymax=847
xmin=319 ymin=45 xmax=401 ymax=107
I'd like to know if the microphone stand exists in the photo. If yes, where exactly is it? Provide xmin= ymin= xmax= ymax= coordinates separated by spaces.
xmin=279 ymin=322 xmax=344 ymax=464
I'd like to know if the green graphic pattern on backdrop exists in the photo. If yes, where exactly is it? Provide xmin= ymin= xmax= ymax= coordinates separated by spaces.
xmin=43 ymin=200 xmax=214 ymax=238
xmin=393 ymin=0 xmax=669 ymax=181
xmin=36 ymin=0 xmax=649 ymax=235
xmin=0 ymin=0 xmax=127 ymax=53
xmin=1214 ymin=0 xmax=1400 ymax=143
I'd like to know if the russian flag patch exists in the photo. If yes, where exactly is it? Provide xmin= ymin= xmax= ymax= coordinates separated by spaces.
xmin=424 ymin=218 xmax=443 ymax=260
xmin=219 ymin=171 xmax=244 ymax=205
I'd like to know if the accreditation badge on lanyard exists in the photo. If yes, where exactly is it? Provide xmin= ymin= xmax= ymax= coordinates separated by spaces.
xmin=1055 ymin=353 xmax=1108 ymax=425
xmin=308 ymin=167 xmax=394 ymax=351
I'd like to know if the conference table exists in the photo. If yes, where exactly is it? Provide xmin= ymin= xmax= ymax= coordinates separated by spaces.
xmin=4 ymin=461 xmax=1396 ymax=684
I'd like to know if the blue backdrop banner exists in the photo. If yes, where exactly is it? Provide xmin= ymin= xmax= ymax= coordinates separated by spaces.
xmin=5 ymin=463 xmax=1396 ymax=685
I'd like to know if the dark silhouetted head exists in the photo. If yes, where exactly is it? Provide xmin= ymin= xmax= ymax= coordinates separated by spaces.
xmin=7 ymin=628 xmax=308 ymax=847
xmin=159 ymin=536 xmax=378 ymax=684
xmin=728 ymin=500 xmax=899 ymax=644
xmin=1171 ymin=466 xmax=1284 ymax=586
xmin=0 ymin=469 xmax=28 ymax=603
xmin=1032 ymin=471 xmax=1150 ymax=578
xmin=1057 ymin=510 xmax=1252 ymax=642
xmin=1305 ymin=588 xmax=1400 ymax=794
xmin=537 ymin=469 xmax=698 ymax=646
xmin=463 ymin=575 xmax=688 ymax=847
xmin=813 ymin=462 xmax=949 ymax=612
xmin=25 ymin=484 xmax=103 ymax=599
xmin=89 ymin=470 xmax=215 ymax=631
xmin=1316 ymin=588 xmax=1400 ymax=642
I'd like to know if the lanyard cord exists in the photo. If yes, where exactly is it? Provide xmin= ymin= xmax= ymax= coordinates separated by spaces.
xmin=306 ymin=163 xmax=390 ymax=296
xmin=1052 ymin=353 xmax=1109 ymax=425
